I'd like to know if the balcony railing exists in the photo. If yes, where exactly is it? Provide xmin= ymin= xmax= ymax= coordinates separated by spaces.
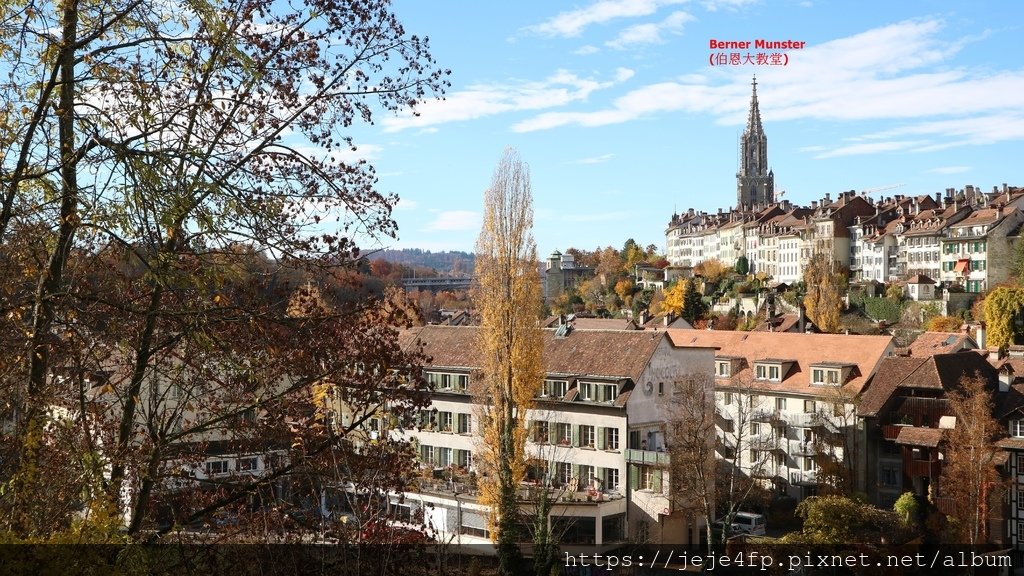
xmin=790 ymin=470 xmax=818 ymax=485
xmin=625 ymin=448 xmax=670 ymax=467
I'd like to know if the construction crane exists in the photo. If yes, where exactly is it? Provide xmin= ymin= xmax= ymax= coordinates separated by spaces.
xmin=859 ymin=183 xmax=905 ymax=196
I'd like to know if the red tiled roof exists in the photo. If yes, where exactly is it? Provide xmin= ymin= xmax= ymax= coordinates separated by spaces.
xmin=895 ymin=426 xmax=943 ymax=447
xmin=906 ymin=332 xmax=976 ymax=356
xmin=666 ymin=330 xmax=893 ymax=397
xmin=399 ymin=325 xmax=665 ymax=384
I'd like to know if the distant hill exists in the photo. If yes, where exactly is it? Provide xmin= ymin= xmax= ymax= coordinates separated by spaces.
xmin=369 ymin=248 xmax=475 ymax=275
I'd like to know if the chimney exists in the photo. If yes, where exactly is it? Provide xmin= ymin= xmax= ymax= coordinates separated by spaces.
xmin=798 ymin=305 xmax=806 ymax=333
xmin=824 ymin=192 xmax=831 ymax=203
xmin=664 ymin=312 xmax=674 ymax=327
xmin=999 ymin=366 xmax=1012 ymax=393
xmin=977 ymin=321 xmax=986 ymax=349
xmin=934 ymin=192 xmax=941 ymax=205
xmin=811 ymin=200 xmax=818 ymax=209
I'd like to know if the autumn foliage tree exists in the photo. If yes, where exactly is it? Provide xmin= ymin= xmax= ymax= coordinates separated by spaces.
xmin=940 ymin=376 xmax=1005 ymax=545
xmin=472 ymin=149 xmax=544 ymax=575
xmin=803 ymin=252 xmax=845 ymax=333
xmin=0 ymin=0 xmax=445 ymax=542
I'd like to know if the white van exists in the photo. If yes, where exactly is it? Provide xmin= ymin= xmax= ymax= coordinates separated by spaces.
xmin=731 ymin=512 xmax=767 ymax=536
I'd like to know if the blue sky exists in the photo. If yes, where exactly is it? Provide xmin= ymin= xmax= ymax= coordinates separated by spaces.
xmin=347 ymin=0 xmax=1024 ymax=257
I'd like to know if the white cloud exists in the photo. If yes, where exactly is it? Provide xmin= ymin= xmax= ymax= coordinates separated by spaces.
xmin=333 ymin=144 xmax=383 ymax=163
xmin=527 ymin=0 xmax=688 ymax=38
xmin=383 ymin=68 xmax=634 ymax=133
xmin=394 ymin=198 xmax=418 ymax=211
xmin=574 ymin=45 xmax=601 ymax=55
xmin=927 ymin=166 xmax=972 ymax=175
xmin=814 ymin=140 xmax=929 ymax=159
xmin=424 ymin=211 xmax=482 ymax=232
xmin=512 ymin=17 xmax=1024 ymax=157
xmin=606 ymin=10 xmax=694 ymax=49
xmin=701 ymin=0 xmax=758 ymax=11
xmin=572 ymin=153 xmax=615 ymax=164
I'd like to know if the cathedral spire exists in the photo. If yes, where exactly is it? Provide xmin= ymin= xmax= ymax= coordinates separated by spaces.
xmin=736 ymin=75 xmax=774 ymax=209
xmin=746 ymin=75 xmax=763 ymax=136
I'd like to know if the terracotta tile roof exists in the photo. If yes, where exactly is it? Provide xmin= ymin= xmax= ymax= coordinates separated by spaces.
xmin=858 ymin=351 xmax=998 ymax=417
xmin=858 ymin=357 xmax=929 ymax=417
xmin=399 ymin=325 xmax=665 ymax=384
xmin=995 ymin=437 xmax=1024 ymax=451
xmin=895 ymin=426 xmax=943 ymax=447
xmin=906 ymin=332 xmax=977 ymax=356
xmin=666 ymin=330 xmax=893 ymax=397
xmin=905 ymin=274 xmax=935 ymax=285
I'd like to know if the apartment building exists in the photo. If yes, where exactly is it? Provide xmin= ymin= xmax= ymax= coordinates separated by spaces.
xmin=939 ymin=206 xmax=1024 ymax=293
xmin=391 ymin=325 xmax=715 ymax=546
xmin=667 ymin=330 xmax=894 ymax=501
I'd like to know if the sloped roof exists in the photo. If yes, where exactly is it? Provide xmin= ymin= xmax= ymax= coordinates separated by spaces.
xmin=666 ymin=330 xmax=893 ymax=396
xmin=895 ymin=426 xmax=943 ymax=447
xmin=857 ymin=351 xmax=998 ymax=417
xmin=905 ymin=274 xmax=935 ymax=285
xmin=399 ymin=325 xmax=665 ymax=383
xmin=906 ymin=332 xmax=976 ymax=356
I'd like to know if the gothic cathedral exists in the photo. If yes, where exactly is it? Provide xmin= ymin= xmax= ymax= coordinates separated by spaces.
xmin=736 ymin=76 xmax=775 ymax=209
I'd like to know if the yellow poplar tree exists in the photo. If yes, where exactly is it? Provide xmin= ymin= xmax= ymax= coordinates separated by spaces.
xmin=472 ymin=148 xmax=544 ymax=575
xmin=803 ymin=252 xmax=844 ymax=333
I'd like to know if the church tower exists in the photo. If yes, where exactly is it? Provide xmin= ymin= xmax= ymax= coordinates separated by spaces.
xmin=736 ymin=76 xmax=774 ymax=209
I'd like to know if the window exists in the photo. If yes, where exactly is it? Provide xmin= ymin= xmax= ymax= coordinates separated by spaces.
xmin=716 ymin=361 xmax=731 ymax=377
xmin=749 ymin=422 xmax=761 ymax=436
xmin=578 ymin=382 xmax=593 ymax=401
xmin=724 ymin=392 xmax=733 ymax=405
xmin=578 ymin=465 xmax=595 ymax=487
xmin=601 ymin=427 xmax=619 ymax=450
xmin=828 ymin=370 xmax=839 ymax=385
xmin=543 ymin=379 xmax=568 ymax=398
xmin=420 ymin=444 xmax=435 ymax=465
xmin=455 ymin=449 xmax=471 ymax=468
xmin=804 ymin=400 xmax=816 ymax=413
xmin=602 ymin=467 xmax=619 ymax=491
xmin=812 ymin=369 xmax=825 ymax=385
xmin=456 ymin=374 xmax=469 ymax=392
xmin=206 ymin=460 xmax=229 ymax=476
xmin=755 ymin=363 xmax=781 ymax=381
xmin=439 ymin=411 xmax=453 ymax=432
xmin=596 ymin=383 xmax=618 ymax=403
xmin=658 ymin=381 xmax=665 ymax=396
xmin=556 ymin=423 xmax=572 ymax=445
xmin=533 ymin=421 xmax=549 ymax=443
xmin=237 ymin=457 xmax=258 ymax=472
xmin=1012 ymin=420 xmax=1024 ymax=438
xmin=775 ymin=398 xmax=787 ymax=411
xmin=439 ymin=447 xmax=452 ymax=467
xmin=457 ymin=413 xmax=472 ymax=435
xmin=440 ymin=374 xmax=451 ymax=390
xmin=803 ymin=457 xmax=816 ymax=471
xmin=880 ymin=464 xmax=898 ymax=487
xmin=555 ymin=462 xmax=572 ymax=485
xmin=579 ymin=425 xmax=596 ymax=448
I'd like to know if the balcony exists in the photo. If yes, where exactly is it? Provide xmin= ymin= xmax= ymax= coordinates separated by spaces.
xmin=906 ymin=458 xmax=941 ymax=478
xmin=791 ymin=441 xmax=816 ymax=457
xmin=751 ymin=408 xmax=782 ymax=423
xmin=625 ymin=448 xmax=670 ymax=467
xmin=790 ymin=470 xmax=818 ymax=485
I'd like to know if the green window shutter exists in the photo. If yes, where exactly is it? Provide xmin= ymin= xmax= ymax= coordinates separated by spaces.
xmin=653 ymin=470 xmax=663 ymax=493
xmin=597 ymin=428 xmax=607 ymax=450
xmin=629 ymin=465 xmax=639 ymax=490
xmin=572 ymin=425 xmax=580 ymax=447
xmin=548 ymin=424 xmax=556 ymax=444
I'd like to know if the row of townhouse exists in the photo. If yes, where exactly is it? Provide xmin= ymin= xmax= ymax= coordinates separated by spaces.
xmin=857 ymin=340 xmax=1024 ymax=561
xmin=666 ymin=184 xmax=1023 ymax=293
xmin=383 ymin=325 xmax=900 ymax=547
xmin=387 ymin=324 xmax=716 ymax=547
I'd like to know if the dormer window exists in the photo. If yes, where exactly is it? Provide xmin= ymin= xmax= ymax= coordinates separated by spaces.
xmin=810 ymin=362 xmax=854 ymax=386
xmin=578 ymin=381 xmax=618 ymax=403
xmin=754 ymin=363 xmax=781 ymax=381
xmin=1011 ymin=420 xmax=1024 ymax=438
xmin=716 ymin=360 xmax=732 ymax=377
xmin=542 ymin=379 xmax=568 ymax=398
